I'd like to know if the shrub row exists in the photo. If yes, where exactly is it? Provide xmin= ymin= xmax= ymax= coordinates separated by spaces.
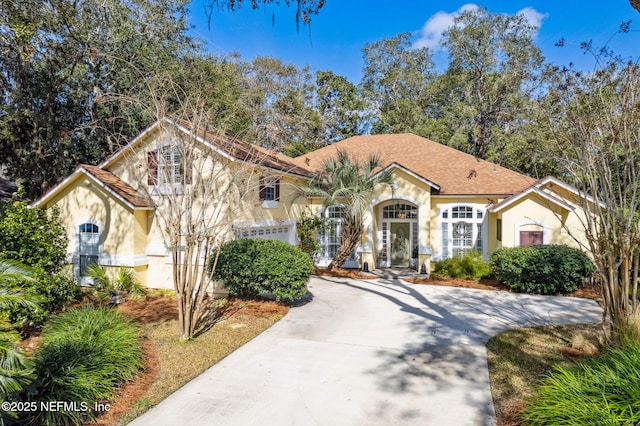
xmin=490 ymin=245 xmax=594 ymax=295
xmin=211 ymin=239 xmax=314 ymax=304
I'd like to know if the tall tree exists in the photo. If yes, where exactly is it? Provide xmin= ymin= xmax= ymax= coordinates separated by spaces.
xmin=300 ymin=151 xmax=391 ymax=270
xmin=543 ymin=59 xmax=640 ymax=344
xmin=207 ymin=0 xmax=325 ymax=27
xmin=316 ymin=70 xmax=368 ymax=143
xmin=0 ymin=0 xmax=196 ymax=198
xmin=360 ymin=33 xmax=437 ymax=136
xmin=240 ymin=57 xmax=322 ymax=153
xmin=438 ymin=8 xmax=545 ymax=161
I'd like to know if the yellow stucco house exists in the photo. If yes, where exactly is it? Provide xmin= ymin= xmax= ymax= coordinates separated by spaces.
xmin=34 ymin=117 xmax=591 ymax=289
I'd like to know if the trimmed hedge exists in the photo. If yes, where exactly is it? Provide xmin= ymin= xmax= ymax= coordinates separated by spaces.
xmin=490 ymin=245 xmax=594 ymax=295
xmin=211 ymin=239 xmax=314 ymax=304
xmin=23 ymin=306 xmax=143 ymax=425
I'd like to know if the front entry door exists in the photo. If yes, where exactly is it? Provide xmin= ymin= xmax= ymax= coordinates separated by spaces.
xmin=390 ymin=222 xmax=410 ymax=266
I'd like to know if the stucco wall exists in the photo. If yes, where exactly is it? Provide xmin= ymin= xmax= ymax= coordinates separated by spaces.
xmin=498 ymin=192 xmax=587 ymax=251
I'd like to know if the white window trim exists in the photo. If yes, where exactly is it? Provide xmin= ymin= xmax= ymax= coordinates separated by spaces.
xmin=437 ymin=203 xmax=487 ymax=260
xmin=152 ymin=141 xmax=185 ymax=195
xmin=74 ymin=219 xmax=103 ymax=285
xmin=316 ymin=204 xmax=349 ymax=267
xmin=261 ymin=177 xmax=279 ymax=208
xmin=514 ymin=219 xmax=549 ymax=246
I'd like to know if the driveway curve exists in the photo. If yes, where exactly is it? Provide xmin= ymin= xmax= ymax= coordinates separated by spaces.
xmin=131 ymin=276 xmax=602 ymax=426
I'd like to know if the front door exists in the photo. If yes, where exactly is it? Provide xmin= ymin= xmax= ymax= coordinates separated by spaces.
xmin=390 ymin=222 xmax=410 ymax=266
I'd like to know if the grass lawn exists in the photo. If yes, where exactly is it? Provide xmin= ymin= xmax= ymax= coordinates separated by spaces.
xmin=93 ymin=294 xmax=288 ymax=425
xmin=486 ymin=323 xmax=604 ymax=425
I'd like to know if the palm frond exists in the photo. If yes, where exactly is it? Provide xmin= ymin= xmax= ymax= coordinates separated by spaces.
xmin=0 ymin=260 xmax=34 ymax=284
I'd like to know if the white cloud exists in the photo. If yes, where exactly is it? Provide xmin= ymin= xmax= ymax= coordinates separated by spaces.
xmin=517 ymin=7 xmax=548 ymax=34
xmin=413 ymin=4 xmax=479 ymax=50
xmin=413 ymin=4 xmax=548 ymax=50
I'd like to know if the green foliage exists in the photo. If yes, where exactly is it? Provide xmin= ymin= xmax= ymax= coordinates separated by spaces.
xmin=0 ymin=260 xmax=38 ymax=422
xmin=23 ymin=306 xmax=143 ymax=425
xmin=211 ymin=239 xmax=314 ymax=304
xmin=521 ymin=342 xmax=640 ymax=425
xmin=490 ymin=245 xmax=595 ymax=295
xmin=296 ymin=211 xmax=326 ymax=259
xmin=432 ymin=250 xmax=491 ymax=279
xmin=0 ymin=0 xmax=196 ymax=198
xmin=299 ymin=150 xmax=392 ymax=269
xmin=0 ymin=195 xmax=77 ymax=325
xmin=0 ymin=195 xmax=68 ymax=273
xmin=86 ymin=264 xmax=146 ymax=300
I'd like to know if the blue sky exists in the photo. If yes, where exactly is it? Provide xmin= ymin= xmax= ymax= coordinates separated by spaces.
xmin=188 ymin=1 xmax=640 ymax=83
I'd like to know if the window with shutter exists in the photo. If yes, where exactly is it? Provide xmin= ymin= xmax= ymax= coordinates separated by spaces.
xmin=259 ymin=176 xmax=279 ymax=208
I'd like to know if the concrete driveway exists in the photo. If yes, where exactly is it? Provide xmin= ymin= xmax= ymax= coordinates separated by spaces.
xmin=130 ymin=276 xmax=602 ymax=426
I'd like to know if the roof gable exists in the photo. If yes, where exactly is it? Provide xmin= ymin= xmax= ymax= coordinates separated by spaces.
xmin=293 ymin=133 xmax=535 ymax=195
xmin=33 ymin=165 xmax=152 ymax=210
xmin=100 ymin=117 xmax=311 ymax=178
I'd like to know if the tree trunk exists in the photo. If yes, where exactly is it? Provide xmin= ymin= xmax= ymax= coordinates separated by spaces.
xmin=328 ymin=220 xmax=361 ymax=270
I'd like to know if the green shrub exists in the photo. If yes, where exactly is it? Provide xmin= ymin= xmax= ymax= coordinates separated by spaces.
xmin=211 ymin=239 xmax=314 ymax=304
xmin=0 ymin=192 xmax=78 ymax=324
xmin=86 ymin=264 xmax=146 ymax=300
xmin=23 ymin=306 xmax=143 ymax=425
xmin=521 ymin=341 xmax=640 ymax=425
xmin=432 ymin=250 xmax=491 ymax=279
xmin=490 ymin=245 xmax=594 ymax=295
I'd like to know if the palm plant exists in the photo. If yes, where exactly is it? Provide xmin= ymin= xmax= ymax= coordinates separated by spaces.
xmin=300 ymin=150 xmax=391 ymax=270
xmin=0 ymin=260 xmax=39 ymax=418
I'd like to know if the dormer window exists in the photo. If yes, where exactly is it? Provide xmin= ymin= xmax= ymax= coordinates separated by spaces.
xmin=259 ymin=177 xmax=280 ymax=208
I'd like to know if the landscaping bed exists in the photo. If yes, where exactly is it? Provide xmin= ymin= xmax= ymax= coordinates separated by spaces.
xmin=89 ymin=294 xmax=288 ymax=425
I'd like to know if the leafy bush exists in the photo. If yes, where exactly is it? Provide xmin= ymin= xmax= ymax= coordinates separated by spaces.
xmin=86 ymin=264 xmax=146 ymax=300
xmin=490 ymin=245 xmax=595 ymax=295
xmin=521 ymin=341 xmax=640 ymax=425
xmin=211 ymin=239 xmax=314 ymax=304
xmin=0 ymin=193 xmax=78 ymax=324
xmin=23 ymin=306 xmax=143 ymax=425
xmin=0 ymin=194 xmax=68 ymax=273
xmin=432 ymin=250 xmax=491 ymax=279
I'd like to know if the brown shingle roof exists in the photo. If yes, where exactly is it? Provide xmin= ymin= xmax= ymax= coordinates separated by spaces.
xmin=292 ymin=133 xmax=536 ymax=195
xmin=81 ymin=165 xmax=150 ymax=208
xmin=170 ymin=118 xmax=312 ymax=178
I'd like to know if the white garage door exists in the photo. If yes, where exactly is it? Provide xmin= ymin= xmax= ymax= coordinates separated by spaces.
xmin=235 ymin=224 xmax=293 ymax=244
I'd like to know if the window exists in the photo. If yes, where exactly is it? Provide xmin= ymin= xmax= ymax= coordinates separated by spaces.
xmin=318 ymin=205 xmax=347 ymax=261
xmin=440 ymin=205 xmax=485 ymax=259
xmin=147 ymin=144 xmax=191 ymax=188
xmin=383 ymin=203 xmax=417 ymax=219
xmin=520 ymin=231 xmax=543 ymax=246
xmin=496 ymin=218 xmax=502 ymax=242
xmin=259 ymin=177 xmax=280 ymax=208
xmin=78 ymin=223 xmax=100 ymax=277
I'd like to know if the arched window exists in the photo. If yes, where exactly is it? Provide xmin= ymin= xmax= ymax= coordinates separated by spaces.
xmin=440 ymin=205 xmax=485 ymax=259
xmin=318 ymin=205 xmax=347 ymax=262
xmin=78 ymin=222 xmax=100 ymax=277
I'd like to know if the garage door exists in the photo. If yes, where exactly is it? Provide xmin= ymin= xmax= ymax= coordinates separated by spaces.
xmin=235 ymin=225 xmax=293 ymax=243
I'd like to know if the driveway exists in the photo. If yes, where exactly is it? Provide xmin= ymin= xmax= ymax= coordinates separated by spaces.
xmin=131 ymin=276 xmax=602 ymax=426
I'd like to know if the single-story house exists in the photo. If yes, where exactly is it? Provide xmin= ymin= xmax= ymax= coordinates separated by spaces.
xmin=34 ymin=117 xmax=591 ymax=289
